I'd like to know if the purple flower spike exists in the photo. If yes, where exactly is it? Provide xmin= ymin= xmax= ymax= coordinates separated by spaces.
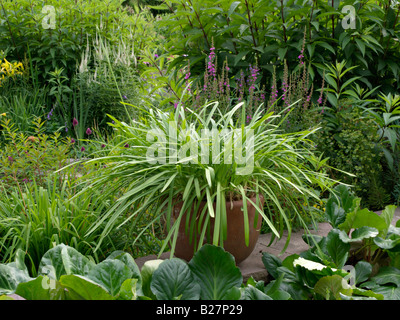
xmin=72 ymin=118 xmax=78 ymax=127
xmin=71 ymin=138 xmax=76 ymax=144
xmin=101 ymin=144 xmax=106 ymax=148
xmin=81 ymin=146 xmax=85 ymax=152
xmin=86 ymin=128 xmax=92 ymax=135
xmin=124 ymin=143 xmax=129 ymax=148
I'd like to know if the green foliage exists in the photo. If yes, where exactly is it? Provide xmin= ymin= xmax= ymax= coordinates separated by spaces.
xmin=0 ymin=243 xmax=289 ymax=300
xmin=77 ymin=100 xmax=337 ymax=259
xmin=0 ymin=0 xmax=137 ymax=81
xmin=75 ymin=35 xmax=141 ymax=131
xmin=314 ymin=105 xmax=388 ymax=209
xmin=0 ymin=117 xmax=74 ymax=191
xmin=261 ymin=186 xmax=400 ymax=300
xmin=0 ymin=177 xmax=117 ymax=276
xmin=157 ymin=0 xmax=400 ymax=96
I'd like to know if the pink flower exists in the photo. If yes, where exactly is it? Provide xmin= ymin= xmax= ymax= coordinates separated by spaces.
xmin=86 ymin=128 xmax=92 ymax=135
xmin=71 ymin=138 xmax=76 ymax=144
xmin=81 ymin=146 xmax=85 ymax=152
xmin=72 ymin=118 xmax=78 ymax=127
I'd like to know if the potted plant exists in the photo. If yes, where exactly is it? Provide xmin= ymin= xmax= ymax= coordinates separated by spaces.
xmin=80 ymin=101 xmax=336 ymax=263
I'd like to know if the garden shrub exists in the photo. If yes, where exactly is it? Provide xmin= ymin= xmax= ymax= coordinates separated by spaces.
xmin=0 ymin=56 xmax=24 ymax=85
xmin=313 ymin=105 xmax=389 ymax=209
xmin=0 ymin=0 xmax=137 ymax=82
xmin=0 ymin=117 xmax=76 ymax=192
xmin=156 ymin=0 xmax=400 ymax=101
xmin=75 ymin=36 xmax=141 ymax=130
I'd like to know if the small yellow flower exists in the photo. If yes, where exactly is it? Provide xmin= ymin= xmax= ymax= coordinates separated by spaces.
xmin=0 ymin=58 xmax=24 ymax=87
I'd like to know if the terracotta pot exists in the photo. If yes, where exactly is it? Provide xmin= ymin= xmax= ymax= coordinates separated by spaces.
xmin=172 ymin=195 xmax=264 ymax=264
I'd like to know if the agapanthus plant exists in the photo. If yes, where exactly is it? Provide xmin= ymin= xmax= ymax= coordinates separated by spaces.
xmin=71 ymin=99 xmax=341 ymax=258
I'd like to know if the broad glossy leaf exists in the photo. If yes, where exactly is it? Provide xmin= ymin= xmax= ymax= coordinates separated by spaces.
xmin=87 ymin=260 xmax=132 ymax=296
xmin=262 ymin=252 xmax=282 ymax=279
xmin=325 ymin=229 xmax=350 ymax=268
xmin=38 ymin=245 xmax=67 ymax=280
xmin=278 ymin=280 xmax=310 ymax=300
xmin=340 ymin=208 xmax=387 ymax=235
xmin=338 ymin=226 xmax=379 ymax=243
xmin=282 ymin=254 xmax=300 ymax=272
xmin=325 ymin=200 xmax=346 ymax=228
xmin=374 ymin=235 xmax=400 ymax=250
xmin=241 ymin=285 xmax=272 ymax=300
xmin=151 ymin=258 xmax=200 ymax=300
xmin=188 ymin=244 xmax=242 ymax=300
xmin=60 ymin=275 xmax=114 ymax=300
xmin=7 ymin=249 xmax=28 ymax=274
xmin=354 ymin=261 xmax=372 ymax=285
xmin=314 ymin=275 xmax=352 ymax=300
xmin=264 ymin=273 xmax=291 ymax=300
xmin=371 ymin=267 xmax=400 ymax=287
xmin=0 ymin=264 xmax=32 ymax=295
xmin=61 ymin=246 xmax=95 ymax=277
xmin=106 ymin=251 xmax=141 ymax=285
xmin=368 ymin=285 xmax=400 ymax=300
xmin=15 ymin=276 xmax=66 ymax=300
xmin=117 ymin=278 xmax=140 ymax=300
xmin=38 ymin=244 xmax=94 ymax=280
xmin=227 ymin=1 xmax=240 ymax=17
xmin=223 ymin=287 xmax=241 ymax=300
xmin=380 ymin=205 xmax=397 ymax=231
xmin=141 ymin=259 xmax=164 ymax=299
xmin=352 ymin=287 xmax=383 ymax=300
xmin=340 ymin=287 xmax=383 ymax=300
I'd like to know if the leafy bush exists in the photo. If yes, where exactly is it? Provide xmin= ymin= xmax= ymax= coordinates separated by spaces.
xmin=0 ymin=0 xmax=138 ymax=81
xmin=0 ymin=117 xmax=75 ymax=191
xmin=0 ymin=56 xmax=24 ymax=85
xmin=74 ymin=35 xmax=141 ymax=131
xmin=156 ymin=0 xmax=400 ymax=103
xmin=313 ymin=105 xmax=388 ymax=209
xmin=76 ymin=99 xmax=339 ymax=260
xmin=0 ymin=181 xmax=114 ymax=276
xmin=0 ymin=244 xmax=290 ymax=300
xmin=262 ymin=186 xmax=400 ymax=300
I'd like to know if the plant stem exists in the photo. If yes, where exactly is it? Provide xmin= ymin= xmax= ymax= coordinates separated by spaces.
xmin=0 ymin=0 xmax=21 ymax=61
xmin=384 ymin=7 xmax=399 ymax=58
xmin=244 ymin=0 xmax=258 ymax=47
xmin=187 ymin=0 xmax=211 ymax=49
xmin=279 ymin=0 xmax=288 ymax=43
xmin=225 ymin=16 xmax=238 ymax=55
xmin=331 ymin=0 xmax=335 ymax=39
xmin=148 ymin=54 xmax=181 ymax=101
